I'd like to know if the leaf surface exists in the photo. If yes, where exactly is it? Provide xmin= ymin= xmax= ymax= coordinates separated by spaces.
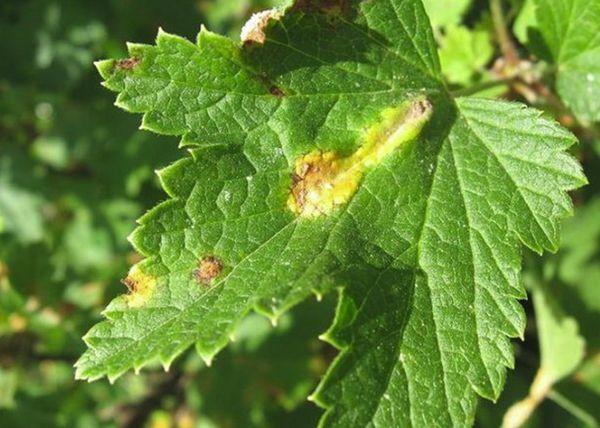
xmin=534 ymin=0 xmax=600 ymax=122
xmin=314 ymin=97 xmax=585 ymax=426
xmin=77 ymin=1 xmax=586 ymax=426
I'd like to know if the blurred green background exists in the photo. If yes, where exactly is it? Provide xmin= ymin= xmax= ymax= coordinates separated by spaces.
xmin=0 ymin=1 xmax=598 ymax=427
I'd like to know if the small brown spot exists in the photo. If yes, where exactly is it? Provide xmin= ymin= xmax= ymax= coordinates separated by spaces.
xmin=269 ymin=85 xmax=285 ymax=97
xmin=193 ymin=256 xmax=223 ymax=286
xmin=121 ymin=276 xmax=137 ymax=293
xmin=116 ymin=57 xmax=140 ymax=70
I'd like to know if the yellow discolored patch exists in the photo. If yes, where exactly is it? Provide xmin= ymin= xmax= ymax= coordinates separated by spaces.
xmin=288 ymin=97 xmax=433 ymax=217
xmin=288 ymin=151 xmax=359 ymax=217
xmin=122 ymin=265 xmax=157 ymax=308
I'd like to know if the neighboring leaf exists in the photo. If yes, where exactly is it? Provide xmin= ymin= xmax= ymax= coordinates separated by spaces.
xmin=542 ymin=198 xmax=600 ymax=348
xmin=186 ymin=299 xmax=333 ymax=427
xmin=558 ymin=198 xmax=600 ymax=312
xmin=0 ymin=368 xmax=17 ymax=409
xmin=422 ymin=0 xmax=472 ymax=28
xmin=0 ymin=183 xmax=44 ymax=245
xmin=577 ymin=356 xmax=600 ymax=394
xmin=502 ymin=282 xmax=585 ymax=428
xmin=439 ymin=25 xmax=494 ymax=86
xmin=501 ymin=198 xmax=600 ymax=428
xmin=534 ymin=0 xmax=600 ymax=122
xmin=30 ymin=136 xmax=70 ymax=170
xmin=513 ymin=0 xmax=537 ymax=46
xmin=77 ymin=1 xmax=585 ymax=426
xmin=535 ymin=285 xmax=585 ymax=383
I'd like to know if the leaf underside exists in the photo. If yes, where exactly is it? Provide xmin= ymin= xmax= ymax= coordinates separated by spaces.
xmin=76 ymin=1 xmax=586 ymax=426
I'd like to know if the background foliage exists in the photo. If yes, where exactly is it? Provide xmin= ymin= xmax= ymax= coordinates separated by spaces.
xmin=0 ymin=0 xmax=598 ymax=427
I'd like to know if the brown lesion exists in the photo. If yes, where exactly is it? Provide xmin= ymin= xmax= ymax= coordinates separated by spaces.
xmin=241 ymin=9 xmax=282 ymax=46
xmin=269 ymin=85 xmax=285 ymax=97
xmin=121 ymin=266 xmax=156 ymax=307
xmin=193 ymin=256 xmax=223 ymax=286
xmin=116 ymin=57 xmax=140 ymax=70
xmin=121 ymin=276 xmax=136 ymax=292
xmin=288 ymin=151 xmax=354 ymax=217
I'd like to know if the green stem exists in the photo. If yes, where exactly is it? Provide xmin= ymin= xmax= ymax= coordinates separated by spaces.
xmin=490 ymin=0 xmax=520 ymax=66
xmin=451 ymin=77 xmax=515 ymax=97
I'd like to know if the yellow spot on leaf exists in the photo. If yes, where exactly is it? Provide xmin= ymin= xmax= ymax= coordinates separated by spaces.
xmin=122 ymin=266 xmax=157 ymax=308
xmin=288 ymin=97 xmax=433 ymax=217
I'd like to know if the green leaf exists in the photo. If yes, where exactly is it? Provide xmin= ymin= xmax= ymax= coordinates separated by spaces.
xmin=77 ymin=1 xmax=586 ymax=426
xmin=439 ymin=25 xmax=494 ymax=86
xmin=513 ymin=0 xmax=537 ymax=46
xmin=558 ymin=198 xmax=600 ymax=300
xmin=534 ymin=0 xmax=600 ymax=122
xmin=314 ymin=97 xmax=585 ymax=426
xmin=534 ymin=284 xmax=585 ymax=383
xmin=0 ymin=367 xmax=18 ymax=409
xmin=500 ymin=277 xmax=586 ymax=428
xmin=422 ymin=0 xmax=472 ymax=28
xmin=552 ymin=198 xmax=600 ymax=348
xmin=77 ymin=0 xmax=445 ymax=379
xmin=0 ymin=182 xmax=44 ymax=244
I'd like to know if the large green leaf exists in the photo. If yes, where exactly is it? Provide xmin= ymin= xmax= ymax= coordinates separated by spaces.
xmin=314 ymin=97 xmax=585 ymax=426
xmin=76 ymin=1 xmax=586 ymax=426
xmin=534 ymin=0 xmax=600 ymax=122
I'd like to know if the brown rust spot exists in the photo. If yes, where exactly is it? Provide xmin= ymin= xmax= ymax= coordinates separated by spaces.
xmin=269 ymin=85 xmax=285 ymax=97
xmin=193 ymin=256 xmax=223 ymax=286
xmin=116 ymin=57 xmax=140 ymax=70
